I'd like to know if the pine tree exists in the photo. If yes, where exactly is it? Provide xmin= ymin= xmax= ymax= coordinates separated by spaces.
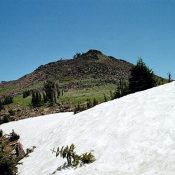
xmin=31 ymin=91 xmax=42 ymax=107
xmin=113 ymin=79 xmax=129 ymax=99
xmin=44 ymin=81 xmax=58 ymax=105
xmin=3 ymin=95 xmax=13 ymax=105
xmin=22 ymin=90 xmax=30 ymax=98
xmin=56 ymin=83 xmax=61 ymax=98
xmin=129 ymin=58 xmax=156 ymax=93
xmin=42 ymin=92 xmax=47 ymax=103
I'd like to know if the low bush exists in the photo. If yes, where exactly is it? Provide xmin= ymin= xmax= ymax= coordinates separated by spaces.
xmin=53 ymin=144 xmax=95 ymax=171
xmin=23 ymin=90 xmax=30 ymax=98
xmin=0 ymin=130 xmax=21 ymax=175
xmin=81 ymin=152 xmax=95 ymax=164
xmin=9 ymin=130 xmax=20 ymax=142
xmin=0 ymin=114 xmax=13 ymax=125
xmin=0 ymin=152 xmax=18 ymax=175
xmin=0 ymin=130 xmax=34 ymax=175
xmin=3 ymin=95 xmax=13 ymax=105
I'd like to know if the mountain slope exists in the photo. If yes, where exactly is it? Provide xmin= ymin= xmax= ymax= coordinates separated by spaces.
xmin=0 ymin=50 xmax=133 ymax=95
xmin=1 ymin=82 xmax=175 ymax=175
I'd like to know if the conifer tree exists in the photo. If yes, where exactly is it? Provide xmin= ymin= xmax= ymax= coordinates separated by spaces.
xmin=113 ymin=79 xmax=129 ymax=99
xmin=129 ymin=58 xmax=156 ymax=93
xmin=31 ymin=91 xmax=42 ymax=107
xmin=42 ymin=92 xmax=47 ymax=103
xmin=3 ymin=95 xmax=13 ymax=105
xmin=44 ymin=81 xmax=57 ymax=105
xmin=56 ymin=83 xmax=60 ymax=98
xmin=22 ymin=90 xmax=30 ymax=98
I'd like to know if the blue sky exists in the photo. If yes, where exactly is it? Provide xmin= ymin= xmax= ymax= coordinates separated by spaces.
xmin=0 ymin=0 xmax=175 ymax=81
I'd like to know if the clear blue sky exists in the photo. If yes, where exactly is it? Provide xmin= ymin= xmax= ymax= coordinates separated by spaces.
xmin=0 ymin=0 xmax=175 ymax=81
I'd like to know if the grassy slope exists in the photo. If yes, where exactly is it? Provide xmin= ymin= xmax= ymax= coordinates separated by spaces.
xmin=60 ymin=84 xmax=116 ymax=106
xmin=0 ymin=86 xmax=14 ymax=94
xmin=10 ymin=84 xmax=115 ymax=108
xmin=0 ymin=69 xmax=168 ymax=114
xmin=1 ymin=77 xmax=168 ymax=110
xmin=13 ymin=95 xmax=32 ymax=107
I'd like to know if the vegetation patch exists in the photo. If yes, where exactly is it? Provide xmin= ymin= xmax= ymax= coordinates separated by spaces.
xmin=51 ymin=144 xmax=95 ymax=173
xmin=0 ymin=130 xmax=23 ymax=175
xmin=0 ymin=130 xmax=35 ymax=175
xmin=0 ymin=51 xmax=169 ymax=120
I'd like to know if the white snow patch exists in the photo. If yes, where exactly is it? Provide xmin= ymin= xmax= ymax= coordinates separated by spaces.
xmin=1 ymin=82 xmax=175 ymax=175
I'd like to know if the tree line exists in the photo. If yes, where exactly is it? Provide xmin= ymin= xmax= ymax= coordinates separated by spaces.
xmin=0 ymin=58 xmax=172 ymax=113
xmin=111 ymin=58 xmax=158 ymax=99
xmin=29 ymin=81 xmax=60 ymax=107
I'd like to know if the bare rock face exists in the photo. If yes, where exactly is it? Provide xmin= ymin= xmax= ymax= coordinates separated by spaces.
xmin=15 ymin=142 xmax=25 ymax=160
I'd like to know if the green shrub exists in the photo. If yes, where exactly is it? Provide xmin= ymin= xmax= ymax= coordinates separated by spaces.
xmin=0 ymin=114 xmax=12 ymax=125
xmin=23 ymin=90 xmax=30 ymax=98
xmin=3 ymin=95 xmax=13 ymax=105
xmin=55 ymin=144 xmax=76 ymax=166
xmin=81 ymin=152 xmax=95 ymax=164
xmin=0 ymin=151 xmax=18 ymax=175
xmin=9 ymin=130 xmax=20 ymax=142
xmin=53 ymin=144 xmax=95 ymax=169
xmin=0 ymin=130 xmax=22 ymax=175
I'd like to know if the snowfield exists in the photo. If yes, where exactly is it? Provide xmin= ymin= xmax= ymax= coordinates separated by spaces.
xmin=1 ymin=82 xmax=175 ymax=175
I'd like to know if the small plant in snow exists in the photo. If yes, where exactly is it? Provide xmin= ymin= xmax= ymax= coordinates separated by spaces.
xmin=52 ymin=144 xmax=95 ymax=172
xmin=81 ymin=152 xmax=95 ymax=164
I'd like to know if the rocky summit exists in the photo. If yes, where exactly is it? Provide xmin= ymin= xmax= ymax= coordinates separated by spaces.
xmin=0 ymin=50 xmax=133 ymax=96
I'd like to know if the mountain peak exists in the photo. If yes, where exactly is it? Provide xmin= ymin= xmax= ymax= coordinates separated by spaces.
xmin=85 ymin=49 xmax=103 ymax=55
xmin=0 ymin=50 xmax=134 ymax=96
xmin=74 ymin=49 xmax=109 ymax=61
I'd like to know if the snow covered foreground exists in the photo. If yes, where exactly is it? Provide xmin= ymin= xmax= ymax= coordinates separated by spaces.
xmin=1 ymin=82 xmax=175 ymax=175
